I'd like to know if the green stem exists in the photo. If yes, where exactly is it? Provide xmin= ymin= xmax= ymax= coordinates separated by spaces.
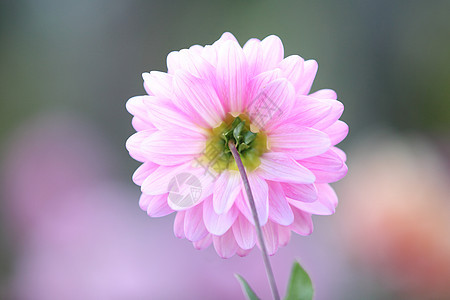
xmin=228 ymin=140 xmax=280 ymax=300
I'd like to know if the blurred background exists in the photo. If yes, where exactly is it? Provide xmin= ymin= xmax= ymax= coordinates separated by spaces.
xmin=1 ymin=1 xmax=449 ymax=299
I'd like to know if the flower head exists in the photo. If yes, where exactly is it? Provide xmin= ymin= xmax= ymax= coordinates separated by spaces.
xmin=126 ymin=32 xmax=348 ymax=258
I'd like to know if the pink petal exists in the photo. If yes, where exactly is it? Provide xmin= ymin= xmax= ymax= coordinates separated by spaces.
xmin=313 ymin=163 xmax=347 ymax=183
xmin=126 ymin=95 xmax=152 ymax=119
xmin=135 ymin=127 xmax=206 ymax=166
xmin=258 ymin=152 xmax=315 ymax=184
xmin=309 ymin=88 xmax=337 ymax=100
xmin=289 ymin=207 xmax=313 ymax=235
xmin=259 ymin=35 xmax=284 ymax=72
xmin=146 ymin=98 xmax=206 ymax=134
xmin=213 ymin=170 xmax=242 ymax=214
xmin=141 ymin=163 xmax=191 ymax=195
xmin=216 ymin=40 xmax=249 ymax=112
xmin=141 ymin=130 xmax=205 ymax=158
xmin=184 ymin=203 xmax=208 ymax=242
xmin=278 ymin=225 xmax=291 ymax=247
xmin=213 ymin=32 xmax=238 ymax=46
xmin=299 ymin=147 xmax=344 ymax=171
xmin=166 ymin=169 xmax=215 ymax=211
xmin=138 ymin=192 xmax=152 ymax=211
xmin=126 ymin=96 xmax=157 ymax=131
xmin=312 ymin=100 xmax=344 ymax=130
xmin=144 ymin=193 xmax=174 ymax=217
xmin=173 ymin=70 xmax=225 ymax=128
xmin=183 ymin=165 xmax=217 ymax=198
xmin=289 ymin=183 xmax=337 ymax=215
xmin=173 ymin=211 xmax=186 ymax=238
xmin=247 ymin=79 xmax=295 ymax=130
xmin=236 ymin=247 xmax=252 ymax=257
xmin=322 ymin=120 xmax=348 ymax=145
xmin=236 ymin=173 xmax=269 ymax=226
xmin=235 ymin=193 xmax=251 ymax=225
xmin=232 ymin=214 xmax=256 ymax=250
xmin=299 ymin=148 xmax=347 ymax=184
xmin=243 ymin=38 xmax=262 ymax=77
xmin=125 ymin=129 xmax=157 ymax=162
xmin=167 ymin=51 xmax=182 ymax=74
xmin=189 ymin=44 xmax=204 ymax=55
xmin=132 ymin=161 xmax=159 ymax=186
xmin=203 ymin=197 xmax=239 ymax=236
xmin=174 ymin=49 xmax=202 ymax=74
xmin=247 ymin=69 xmax=281 ymax=104
xmin=332 ymin=146 xmax=347 ymax=162
xmin=281 ymin=183 xmax=318 ymax=203
xmin=138 ymin=153 xmax=194 ymax=167
xmin=278 ymin=55 xmax=305 ymax=92
xmin=258 ymin=220 xmax=279 ymax=256
xmin=193 ymin=234 xmax=212 ymax=250
xmin=142 ymin=72 xmax=173 ymax=99
xmin=167 ymin=49 xmax=216 ymax=83
xmin=201 ymin=45 xmax=218 ymax=67
xmin=143 ymin=80 xmax=152 ymax=96
xmin=213 ymin=228 xmax=239 ymax=259
xmin=274 ymin=96 xmax=333 ymax=129
xmin=268 ymin=181 xmax=294 ymax=226
xmin=131 ymin=116 xmax=154 ymax=131
xmin=297 ymin=59 xmax=318 ymax=95
xmin=268 ymin=124 xmax=331 ymax=160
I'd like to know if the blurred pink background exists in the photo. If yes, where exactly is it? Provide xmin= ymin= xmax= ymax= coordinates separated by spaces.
xmin=1 ymin=1 xmax=449 ymax=299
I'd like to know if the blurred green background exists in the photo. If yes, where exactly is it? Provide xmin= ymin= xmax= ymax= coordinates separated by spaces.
xmin=1 ymin=1 xmax=449 ymax=299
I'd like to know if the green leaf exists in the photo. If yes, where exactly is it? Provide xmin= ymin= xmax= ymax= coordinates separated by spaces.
xmin=231 ymin=116 xmax=242 ymax=128
xmin=222 ymin=127 xmax=233 ymax=141
xmin=233 ymin=121 xmax=245 ymax=142
xmin=238 ymin=142 xmax=249 ymax=151
xmin=284 ymin=262 xmax=313 ymax=300
xmin=235 ymin=274 xmax=260 ymax=300
xmin=243 ymin=131 xmax=257 ymax=145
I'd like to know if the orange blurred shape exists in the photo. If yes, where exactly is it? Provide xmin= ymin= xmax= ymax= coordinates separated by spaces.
xmin=338 ymin=133 xmax=450 ymax=298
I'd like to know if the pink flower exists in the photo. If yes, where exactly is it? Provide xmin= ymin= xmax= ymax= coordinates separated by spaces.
xmin=126 ymin=32 xmax=348 ymax=258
